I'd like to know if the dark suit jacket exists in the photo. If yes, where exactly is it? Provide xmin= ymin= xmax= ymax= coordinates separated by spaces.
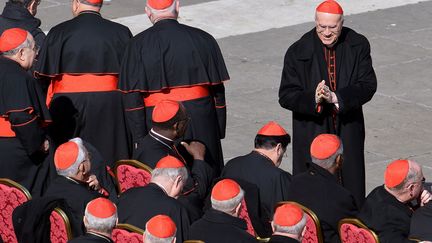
xmin=43 ymin=176 xmax=101 ymax=231
xmin=268 ymin=235 xmax=300 ymax=243
xmin=68 ymin=232 xmax=113 ymax=243
xmin=286 ymin=163 xmax=358 ymax=243
xmin=410 ymin=201 xmax=432 ymax=241
xmin=222 ymin=151 xmax=291 ymax=218
xmin=116 ymin=183 xmax=190 ymax=242
xmin=189 ymin=208 xmax=258 ymax=243
xmin=357 ymin=185 xmax=417 ymax=243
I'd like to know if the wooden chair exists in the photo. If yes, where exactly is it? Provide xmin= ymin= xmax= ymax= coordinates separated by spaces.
xmin=338 ymin=218 xmax=379 ymax=243
xmin=112 ymin=223 xmax=144 ymax=243
xmin=0 ymin=178 xmax=32 ymax=243
xmin=50 ymin=207 xmax=73 ymax=243
xmin=114 ymin=160 xmax=153 ymax=194
xmin=275 ymin=201 xmax=324 ymax=243
xmin=256 ymin=236 xmax=270 ymax=242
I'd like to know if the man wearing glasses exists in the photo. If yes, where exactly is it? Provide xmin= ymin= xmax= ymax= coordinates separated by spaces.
xmin=278 ymin=0 xmax=377 ymax=207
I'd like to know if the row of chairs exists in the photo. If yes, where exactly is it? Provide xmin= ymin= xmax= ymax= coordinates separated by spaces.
xmin=113 ymin=160 xmax=381 ymax=243
xmin=0 ymin=159 xmax=382 ymax=243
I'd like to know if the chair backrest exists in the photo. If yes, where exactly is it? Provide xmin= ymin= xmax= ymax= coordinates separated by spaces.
xmin=238 ymin=197 xmax=256 ymax=236
xmin=50 ymin=207 xmax=73 ymax=243
xmin=0 ymin=178 xmax=32 ymax=243
xmin=275 ymin=201 xmax=323 ymax=243
xmin=338 ymin=218 xmax=379 ymax=243
xmin=112 ymin=223 xmax=144 ymax=243
xmin=114 ymin=160 xmax=153 ymax=194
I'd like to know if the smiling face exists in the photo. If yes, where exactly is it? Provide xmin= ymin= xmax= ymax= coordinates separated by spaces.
xmin=315 ymin=11 xmax=343 ymax=47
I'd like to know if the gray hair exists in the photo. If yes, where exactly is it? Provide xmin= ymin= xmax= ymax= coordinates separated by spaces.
xmin=151 ymin=167 xmax=188 ymax=182
xmin=273 ymin=213 xmax=307 ymax=236
xmin=1 ymin=35 xmax=31 ymax=56
xmin=56 ymin=137 xmax=89 ymax=177
xmin=143 ymin=231 xmax=175 ymax=243
xmin=311 ymin=143 xmax=343 ymax=169
xmin=84 ymin=205 xmax=117 ymax=234
xmin=211 ymin=188 xmax=245 ymax=213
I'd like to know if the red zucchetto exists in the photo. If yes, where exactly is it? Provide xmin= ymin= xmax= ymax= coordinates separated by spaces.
xmin=316 ymin=0 xmax=343 ymax=15
xmin=0 ymin=28 xmax=28 ymax=53
xmin=152 ymin=100 xmax=180 ymax=123
xmin=310 ymin=134 xmax=341 ymax=160
xmin=257 ymin=121 xmax=288 ymax=136
xmin=384 ymin=159 xmax=409 ymax=188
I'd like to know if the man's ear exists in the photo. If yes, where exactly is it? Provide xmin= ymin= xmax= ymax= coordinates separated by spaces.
xmin=175 ymin=0 xmax=179 ymax=13
xmin=145 ymin=6 xmax=151 ymax=17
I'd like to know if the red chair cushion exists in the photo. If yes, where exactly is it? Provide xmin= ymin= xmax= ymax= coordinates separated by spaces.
xmin=112 ymin=228 xmax=143 ymax=243
xmin=117 ymin=164 xmax=152 ymax=193
xmin=340 ymin=223 xmax=376 ymax=243
xmin=0 ymin=184 xmax=29 ymax=243
xmin=238 ymin=198 xmax=256 ymax=236
xmin=301 ymin=214 xmax=319 ymax=243
xmin=50 ymin=210 xmax=68 ymax=243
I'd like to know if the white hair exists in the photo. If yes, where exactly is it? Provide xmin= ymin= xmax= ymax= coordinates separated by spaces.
xmin=56 ymin=137 xmax=88 ymax=177
xmin=84 ymin=204 xmax=117 ymax=234
xmin=143 ymin=231 xmax=175 ymax=243
xmin=151 ymin=167 xmax=188 ymax=182
xmin=311 ymin=143 xmax=343 ymax=169
xmin=211 ymin=188 xmax=245 ymax=213
xmin=273 ymin=213 xmax=307 ymax=236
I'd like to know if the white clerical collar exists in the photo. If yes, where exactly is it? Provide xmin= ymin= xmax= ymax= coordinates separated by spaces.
xmin=150 ymin=129 xmax=174 ymax=142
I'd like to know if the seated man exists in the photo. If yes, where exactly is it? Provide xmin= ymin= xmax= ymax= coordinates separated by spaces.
xmin=410 ymin=201 xmax=432 ymax=242
xmin=221 ymin=121 xmax=291 ymax=221
xmin=358 ymin=159 xmax=432 ymax=243
xmin=143 ymin=215 xmax=177 ymax=243
xmin=269 ymin=203 xmax=307 ymax=243
xmin=69 ymin=197 xmax=117 ymax=242
xmin=189 ymin=179 xmax=258 ymax=243
xmin=117 ymin=155 xmax=190 ymax=242
xmin=44 ymin=138 xmax=106 ymax=229
xmin=286 ymin=134 xmax=358 ymax=243
xmin=133 ymin=99 xmax=214 ymax=220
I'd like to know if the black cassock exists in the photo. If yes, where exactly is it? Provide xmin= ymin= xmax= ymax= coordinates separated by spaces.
xmin=189 ymin=208 xmax=258 ymax=243
xmin=34 ymin=10 xmax=132 ymax=166
xmin=0 ymin=57 xmax=51 ymax=195
xmin=118 ymin=19 xmax=230 ymax=174
xmin=410 ymin=201 xmax=432 ymax=241
xmin=43 ymin=176 xmax=102 ymax=233
xmin=357 ymin=186 xmax=417 ymax=243
xmin=221 ymin=151 xmax=291 ymax=221
xmin=133 ymin=130 xmax=214 ymax=221
xmin=68 ymin=232 xmax=113 ymax=243
xmin=268 ymin=235 xmax=300 ymax=243
xmin=116 ymin=183 xmax=190 ymax=243
xmin=286 ymin=163 xmax=358 ymax=243
xmin=278 ymin=27 xmax=377 ymax=206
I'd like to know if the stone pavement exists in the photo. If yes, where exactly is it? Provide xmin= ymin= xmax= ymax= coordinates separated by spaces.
xmin=1 ymin=0 xmax=432 ymax=194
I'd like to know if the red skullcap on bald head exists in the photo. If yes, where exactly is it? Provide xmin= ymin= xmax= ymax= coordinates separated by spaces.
xmin=0 ymin=28 xmax=28 ymax=52
xmin=274 ymin=203 xmax=304 ymax=227
xmin=87 ymin=198 xmax=116 ymax=218
xmin=155 ymin=155 xmax=185 ymax=169
xmin=310 ymin=134 xmax=341 ymax=160
xmin=211 ymin=179 xmax=241 ymax=201
xmin=86 ymin=0 xmax=103 ymax=4
xmin=152 ymin=100 xmax=180 ymax=123
xmin=385 ymin=159 xmax=410 ymax=188
xmin=146 ymin=215 xmax=176 ymax=238
xmin=316 ymin=0 xmax=343 ymax=14
xmin=54 ymin=142 xmax=79 ymax=170
xmin=147 ymin=0 xmax=174 ymax=10
xmin=257 ymin=121 xmax=288 ymax=136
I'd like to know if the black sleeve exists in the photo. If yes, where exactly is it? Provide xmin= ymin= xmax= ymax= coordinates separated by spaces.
xmin=209 ymin=83 xmax=226 ymax=139
xmin=278 ymin=49 xmax=320 ymax=116
xmin=123 ymin=92 xmax=147 ymax=146
xmin=9 ymin=111 xmax=45 ymax=156
xmin=335 ymin=38 xmax=377 ymax=114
